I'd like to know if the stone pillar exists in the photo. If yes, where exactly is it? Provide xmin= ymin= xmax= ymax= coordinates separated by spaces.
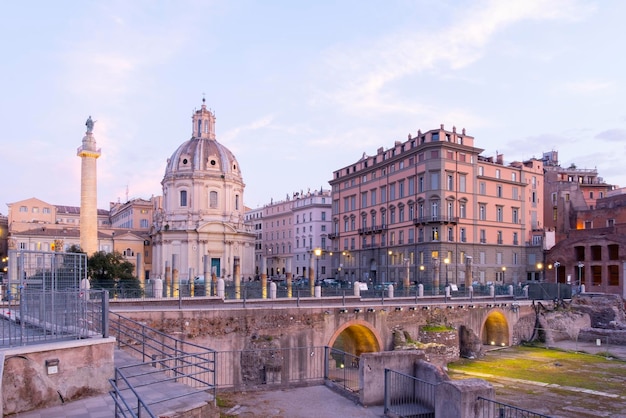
xmin=418 ymin=283 xmax=424 ymax=297
xmin=136 ymin=253 xmax=144 ymax=288
xmin=261 ymin=256 xmax=268 ymax=299
xmin=465 ymin=257 xmax=473 ymax=288
xmin=234 ymin=257 xmax=241 ymax=300
xmin=203 ymin=255 xmax=211 ymax=296
xmin=269 ymin=281 xmax=277 ymax=299
xmin=387 ymin=284 xmax=394 ymax=298
xmin=171 ymin=254 xmax=179 ymax=298
xmin=403 ymin=260 xmax=410 ymax=291
xmin=286 ymin=258 xmax=293 ymax=298
xmin=432 ymin=258 xmax=440 ymax=295
xmin=217 ymin=278 xmax=225 ymax=299
xmin=164 ymin=260 xmax=171 ymax=298
xmin=353 ymin=281 xmax=361 ymax=297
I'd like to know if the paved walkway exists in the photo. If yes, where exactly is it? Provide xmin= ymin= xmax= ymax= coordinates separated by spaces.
xmin=11 ymin=350 xmax=384 ymax=418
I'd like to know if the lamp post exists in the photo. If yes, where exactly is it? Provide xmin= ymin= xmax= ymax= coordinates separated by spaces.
xmin=502 ymin=266 xmax=506 ymax=284
xmin=554 ymin=261 xmax=560 ymax=282
xmin=577 ymin=261 xmax=584 ymax=291
xmin=536 ymin=262 xmax=543 ymax=282
xmin=314 ymin=248 xmax=322 ymax=287
xmin=419 ymin=265 xmax=424 ymax=284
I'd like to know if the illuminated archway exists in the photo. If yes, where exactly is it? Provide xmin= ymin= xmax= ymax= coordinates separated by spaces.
xmin=328 ymin=320 xmax=382 ymax=356
xmin=481 ymin=310 xmax=510 ymax=347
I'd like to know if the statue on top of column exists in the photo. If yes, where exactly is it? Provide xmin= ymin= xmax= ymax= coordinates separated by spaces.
xmin=85 ymin=116 xmax=96 ymax=133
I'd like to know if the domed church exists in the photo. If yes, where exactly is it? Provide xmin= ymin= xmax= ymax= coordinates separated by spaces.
xmin=150 ymin=100 xmax=255 ymax=293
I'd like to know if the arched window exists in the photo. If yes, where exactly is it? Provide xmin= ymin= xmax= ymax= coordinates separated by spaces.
xmin=210 ymin=191 xmax=218 ymax=208
xmin=180 ymin=190 xmax=187 ymax=207
xmin=235 ymin=194 xmax=240 ymax=210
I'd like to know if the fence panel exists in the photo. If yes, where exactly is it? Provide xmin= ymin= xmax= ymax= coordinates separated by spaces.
xmin=384 ymin=368 xmax=436 ymax=418
xmin=476 ymin=396 xmax=551 ymax=418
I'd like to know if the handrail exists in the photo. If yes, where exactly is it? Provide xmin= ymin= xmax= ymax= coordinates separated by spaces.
xmin=108 ymin=312 xmax=217 ymax=417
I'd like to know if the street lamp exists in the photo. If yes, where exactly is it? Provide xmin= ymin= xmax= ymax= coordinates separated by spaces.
xmin=554 ymin=261 xmax=560 ymax=282
xmin=444 ymin=258 xmax=450 ymax=287
xmin=502 ymin=266 xmax=506 ymax=284
xmin=577 ymin=262 xmax=584 ymax=289
xmin=314 ymin=248 xmax=322 ymax=286
xmin=536 ymin=262 xmax=543 ymax=282
xmin=419 ymin=265 xmax=424 ymax=284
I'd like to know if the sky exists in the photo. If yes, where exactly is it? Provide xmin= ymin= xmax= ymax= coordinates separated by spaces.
xmin=2 ymin=0 xmax=626 ymax=212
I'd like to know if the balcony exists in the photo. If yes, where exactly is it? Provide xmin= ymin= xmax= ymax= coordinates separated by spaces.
xmin=413 ymin=216 xmax=458 ymax=226
xmin=328 ymin=233 xmax=338 ymax=240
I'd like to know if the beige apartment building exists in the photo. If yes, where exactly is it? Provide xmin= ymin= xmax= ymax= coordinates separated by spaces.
xmin=5 ymin=197 xmax=152 ymax=281
xmin=329 ymin=125 xmax=544 ymax=290
xmin=245 ymin=189 xmax=333 ymax=281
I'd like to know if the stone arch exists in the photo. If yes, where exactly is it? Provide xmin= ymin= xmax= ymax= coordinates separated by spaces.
xmin=480 ymin=309 xmax=510 ymax=347
xmin=328 ymin=319 xmax=383 ymax=356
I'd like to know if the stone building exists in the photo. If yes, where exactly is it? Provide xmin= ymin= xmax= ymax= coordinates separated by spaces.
xmin=329 ymin=125 xmax=545 ymax=289
xmin=150 ymin=100 xmax=255 ymax=292
xmin=546 ymin=189 xmax=626 ymax=298
xmin=248 ymin=189 xmax=332 ymax=281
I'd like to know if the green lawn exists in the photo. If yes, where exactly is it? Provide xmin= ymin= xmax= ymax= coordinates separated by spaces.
xmin=447 ymin=345 xmax=626 ymax=394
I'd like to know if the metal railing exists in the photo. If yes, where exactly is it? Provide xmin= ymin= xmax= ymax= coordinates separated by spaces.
xmin=0 ymin=289 xmax=108 ymax=348
xmin=326 ymin=347 xmax=360 ymax=393
xmin=476 ymin=397 xmax=551 ymax=417
xmin=108 ymin=313 xmax=217 ymax=417
xmin=214 ymin=345 xmax=327 ymax=389
xmin=110 ymin=351 xmax=216 ymax=418
xmin=384 ymin=368 xmax=436 ymax=418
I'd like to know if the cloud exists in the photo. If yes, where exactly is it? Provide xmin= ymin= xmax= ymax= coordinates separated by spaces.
xmin=318 ymin=0 xmax=593 ymax=115
xmin=558 ymin=80 xmax=614 ymax=94
xmin=595 ymin=129 xmax=626 ymax=142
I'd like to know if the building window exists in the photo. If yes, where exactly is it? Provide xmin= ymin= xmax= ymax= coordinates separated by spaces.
xmin=480 ymin=229 xmax=486 ymax=243
xmin=495 ymin=169 xmax=501 ymax=179
xmin=361 ymin=192 xmax=368 ymax=208
xmin=370 ymin=189 xmax=377 ymax=206
xmin=210 ymin=191 xmax=218 ymax=208
xmin=140 ymin=219 xmax=149 ymax=228
xmin=479 ymin=182 xmax=486 ymax=195
xmin=479 ymin=204 xmax=486 ymax=221
xmin=180 ymin=190 xmax=188 ymax=207
xmin=235 ymin=194 xmax=240 ymax=210
xmin=432 ymin=227 xmax=439 ymax=241
xmin=496 ymin=185 xmax=502 ymax=198
xmin=459 ymin=202 xmax=466 ymax=219
xmin=496 ymin=206 xmax=503 ymax=222
xmin=399 ymin=180 xmax=405 ymax=198
xmin=418 ymin=176 xmax=424 ymax=193
xmin=19 ymin=206 xmax=27 ymax=212
xmin=608 ymin=244 xmax=619 ymax=260
xmin=608 ymin=265 xmax=619 ymax=286
xmin=497 ymin=231 xmax=503 ymax=245
xmin=399 ymin=207 xmax=405 ymax=222
xmin=389 ymin=184 xmax=396 ymax=200
xmin=591 ymin=245 xmax=602 ymax=261
xmin=459 ymin=175 xmax=466 ymax=192
xmin=460 ymin=228 xmax=466 ymax=242
xmin=447 ymin=227 xmax=453 ymax=242
xmin=431 ymin=201 xmax=439 ymax=220
xmin=380 ymin=186 xmax=387 ymax=203
xmin=322 ymin=211 xmax=327 ymax=221
xmin=512 ymin=208 xmax=519 ymax=224
xmin=430 ymin=172 xmax=440 ymax=190
xmin=447 ymin=174 xmax=454 ymax=191
xmin=513 ymin=232 xmax=518 ymax=245
xmin=42 ymin=207 xmax=51 ymax=214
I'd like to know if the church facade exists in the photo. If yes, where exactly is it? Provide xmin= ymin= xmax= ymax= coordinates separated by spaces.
xmin=150 ymin=101 xmax=255 ymax=291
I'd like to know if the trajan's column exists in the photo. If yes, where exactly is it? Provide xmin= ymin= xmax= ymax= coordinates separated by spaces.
xmin=77 ymin=116 xmax=101 ymax=255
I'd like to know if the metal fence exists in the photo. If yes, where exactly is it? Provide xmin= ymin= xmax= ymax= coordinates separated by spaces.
xmin=214 ymin=345 xmax=327 ymax=390
xmin=327 ymin=347 xmax=360 ymax=393
xmin=476 ymin=397 xmax=551 ymax=418
xmin=384 ymin=368 xmax=436 ymax=418
xmin=110 ymin=351 xmax=216 ymax=418
xmin=0 ymin=289 xmax=108 ymax=348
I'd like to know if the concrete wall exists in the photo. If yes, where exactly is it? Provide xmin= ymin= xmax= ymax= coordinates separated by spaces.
xmin=1 ymin=337 xmax=115 ymax=415
xmin=435 ymin=379 xmax=494 ymax=418
xmin=359 ymin=351 xmax=429 ymax=406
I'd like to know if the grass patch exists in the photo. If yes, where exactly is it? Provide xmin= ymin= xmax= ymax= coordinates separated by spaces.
xmin=448 ymin=345 xmax=626 ymax=394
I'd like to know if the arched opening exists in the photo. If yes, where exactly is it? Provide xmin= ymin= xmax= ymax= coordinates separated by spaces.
xmin=482 ymin=310 xmax=510 ymax=347
xmin=329 ymin=321 xmax=381 ymax=357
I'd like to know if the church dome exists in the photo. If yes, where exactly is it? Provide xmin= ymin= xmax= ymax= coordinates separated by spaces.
xmin=163 ymin=100 xmax=242 ymax=181
xmin=159 ymin=100 xmax=246 ymax=219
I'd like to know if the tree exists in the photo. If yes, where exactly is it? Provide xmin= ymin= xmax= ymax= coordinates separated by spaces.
xmin=87 ymin=251 xmax=142 ymax=297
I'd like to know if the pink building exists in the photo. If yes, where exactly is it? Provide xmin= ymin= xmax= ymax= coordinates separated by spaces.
xmin=329 ymin=125 xmax=544 ymax=290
